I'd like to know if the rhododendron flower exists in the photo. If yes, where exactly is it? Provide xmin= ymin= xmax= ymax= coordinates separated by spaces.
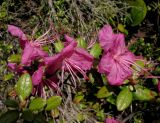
xmin=98 ymin=25 xmax=136 ymax=85
xmin=105 ymin=117 xmax=120 ymax=123
xmin=8 ymin=25 xmax=51 ymax=66
xmin=44 ymin=35 xmax=93 ymax=85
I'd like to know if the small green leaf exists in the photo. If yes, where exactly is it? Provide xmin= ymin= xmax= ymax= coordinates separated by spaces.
xmin=45 ymin=96 xmax=62 ymax=111
xmin=3 ymin=99 xmax=18 ymax=108
xmin=116 ymin=88 xmax=132 ymax=111
xmin=106 ymin=95 xmax=116 ymax=105
xmin=77 ymin=37 xmax=87 ymax=49
xmin=21 ymin=109 xmax=34 ymax=122
xmin=3 ymin=73 xmax=14 ymax=81
xmin=0 ymin=110 xmax=19 ymax=123
xmin=8 ymin=54 xmax=21 ymax=63
xmin=96 ymin=86 xmax=110 ymax=98
xmin=15 ymin=73 xmax=33 ymax=101
xmin=73 ymin=92 xmax=84 ymax=103
xmin=133 ymin=85 xmax=157 ymax=101
xmin=29 ymin=98 xmax=46 ymax=111
xmin=54 ymin=40 xmax=64 ymax=52
xmin=90 ymin=43 xmax=102 ymax=59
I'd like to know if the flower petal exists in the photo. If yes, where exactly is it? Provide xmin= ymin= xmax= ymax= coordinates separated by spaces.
xmin=112 ymin=34 xmax=126 ymax=55
xmin=32 ymin=66 xmax=44 ymax=85
xmin=98 ymin=52 xmax=114 ymax=74
xmin=44 ymin=40 xmax=77 ymax=74
xmin=98 ymin=25 xmax=114 ymax=51
xmin=107 ymin=59 xmax=132 ymax=86
xmin=44 ymin=54 xmax=63 ymax=74
xmin=7 ymin=25 xmax=27 ymax=49
xmin=21 ymin=43 xmax=48 ymax=66
xmin=69 ymin=48 xmax=93 ymax=71
xmin=105 ymin=117 xmax=120 ymax=123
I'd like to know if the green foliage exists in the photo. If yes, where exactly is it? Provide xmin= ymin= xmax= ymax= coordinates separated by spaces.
xmin=90 ymin=43 xmax=102 ymax=59
xmin=15 ymin=73 xmax=33 ymax=102
xmin=29 ymin=98 xmax=46 ymax=111
xmin=3 ymin=99 xmax=18 ymax=108
xmin=133 ymin=85 xmax=157 ymax=101
xmin=116 ymin=88 xmax=132 ymax=111
xmin=45 ymin=96 xmax=62 ymax=111
xmin=77 ymin=37 xmax=87 ymax=49
xmin=0 ymin=110 xmax=19 ymax=123
xmin=127 ymin=0 xmax=147 ymax=26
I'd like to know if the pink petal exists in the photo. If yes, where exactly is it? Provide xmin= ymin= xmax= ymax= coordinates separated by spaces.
xmin=98 ymin=52 xmax=114 ymax=74
xmin=21 ymin=43 xmax=48 ymax=66
xmin=44 ymin=40 xmax=77 ymax=74
xmin=44 ymin=54 xmax=63 ymax=74
xmin=7 ymin=25 xmax=27 ymax=49
xmin=32 ymin=66 xmax=44 ymax=85
xmin=21 ymin=43 xmax=36 ymax=66
xmin=98 ymin=25 xmax=114 ymax=51
xmin=64 ymin=35 xmax=76 ymax=43
xmin=8 ymin=63 xmax=17 ymax=71
xmin=107 ymin=53 xmax=134 ymax=86
xmin=69 ymin=48 xmax=93 ymax=71
xmin=112 ymin=34 xmax=126 ymax=54
xmin=105 ymin=117 xmax=120 ymax=123
xmin=7 ymin=63 xmax=24 ymax=73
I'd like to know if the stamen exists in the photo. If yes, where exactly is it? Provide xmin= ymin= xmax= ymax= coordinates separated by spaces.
xmin=66 ymin=59 xmax=88 ymax=79
xmin=64 ymin=61 xmax=77 ymax=87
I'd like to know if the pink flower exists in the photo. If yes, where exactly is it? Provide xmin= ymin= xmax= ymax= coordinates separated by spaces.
xmin=44 ymin=35 xmax=93 ymax=84
xmin=98 ymin=25 xmax=135 ymax=85
xmin=7 ymin=25 xmax=27 ymax=49
xmin=105 ymin=117 xmax=120 ymax=123
xmin=7 ymin=25 xmax=49 ymax=66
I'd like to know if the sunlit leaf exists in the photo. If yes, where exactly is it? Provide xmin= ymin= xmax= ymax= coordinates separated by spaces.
xmin=29 ymin=98 xmax=46 ymax=111
xmin=116 ymin=88 xmax=132 ymax=111
xmin=90 ymin=43 xmax=102 ymax=59
xmin=15 ymin=73 xmax=33 ymax=101
xmin=133 ymin=85 xmax=157 ymax=101
xmin=45 ymin=96 xmax=62 ymax=111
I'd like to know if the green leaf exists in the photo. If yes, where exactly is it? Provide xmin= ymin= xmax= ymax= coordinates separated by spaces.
xmin=29 ymin=98 xmax=46 ymax=111
xmin=106 ymin=96 xmax=116 ymax=105
xmin=3 ymin=73 xmax=14 ymax=81
xmin=90 ymin=43 xmax=102 ymax=59
xmin=96 ymin=86 xmax=110 ymax=98
xmin=54 ymin=40 xmax=64 ymax=52
xmin=45 ymin=96 xmax=62 ymax=111
xmin=77 ymin=37 xmax=87 ymax=49
xmin=33 ymin=113 xmax=47 ymax=123
xmin=15 ymin=73 xmax=33 ymax=102
xmin=129 ymin=0 xmax=147 ymax=26
xmin=8 ymin=54 xmax=21 ymax=63
xmin=3 ymin=99 xmax=18 ymax=108
xmin=21 ymin=109 xmax=34 ymax=122
xmin=0 ymin=110 xmax=19 ymax=123
xmin=116 ymin=88 xmax=132 ymax=111
xmin=133 ymin=85 xmax=157 ymax=101
xmin=73 ymin=92 xmax=84 ymax=103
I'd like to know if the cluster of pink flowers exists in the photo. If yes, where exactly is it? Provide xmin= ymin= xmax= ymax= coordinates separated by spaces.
xmin=7 ymin=25 xmax=93 ymax=96
xmin=7 ymin=24 xmax=144 ymax=95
